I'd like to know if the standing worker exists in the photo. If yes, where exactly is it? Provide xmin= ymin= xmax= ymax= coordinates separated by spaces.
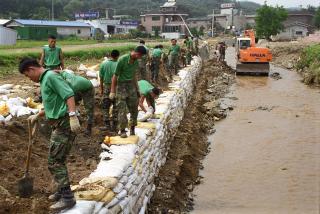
xmin=110 ymin=46 xmax=147 ymax=138
xmin=151 ymin=45 xmax=164 ymax=83
xmin=137 ymin=40 xmax=149 ymax=80
xmin=193 ymin=36 xmax=199 ymax=55
xmin=58 ymin=70 xmax=95 ymax=136
xmin=138 ymin=80 xmax=160 ymax=122
xmin=184 ymin=35 xmax=193 ymax=65
xmin=218 ymin=41 xmax=226 ymax=62
xmin=19 ymin=58 xmax=80 ymax=211
xmin=99 ymin=50 xmax=120 ymax=131
xmin=168 ymin=39 xmax=181 ymax=77
xmin=40 ymin=35 xmax=64 ymax=70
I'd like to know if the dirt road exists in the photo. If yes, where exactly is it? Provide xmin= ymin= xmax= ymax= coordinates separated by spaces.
xmin=192 ymin=48 xmax=320 ymax=214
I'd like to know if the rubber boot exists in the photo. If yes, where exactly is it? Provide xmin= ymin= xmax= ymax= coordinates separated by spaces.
xmin=130 ymin=126 xmax=135 ymax=136
xmin=49 ymin=186 xmax=76 ymax=211
xmin=84 ymin=123 xmax=92 ymax=136
xmin=120 ymin=129 xmax=127 ymax=138
xmin=48 ymin=190 xmax=61 ymax=202
xmin=111 ymin=121 xmax=117 ymax=132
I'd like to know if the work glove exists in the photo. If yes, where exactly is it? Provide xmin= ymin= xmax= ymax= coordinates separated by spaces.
xmin=28 ymin=113 xmax=40 ymax=125
xmin=69 ymin=116 xmax=81 ymax=133
xmin=109 ymin=92 xmax=116 ymax=100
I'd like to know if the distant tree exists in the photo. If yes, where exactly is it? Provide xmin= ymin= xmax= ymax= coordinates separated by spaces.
xmin=314 ymin=7 xmax=320 ymax=29
xmin=245 ymin=23 xmax=252 ymax=30
xmin=190 ymin=27 xmax=199 ymax=37
xmin=255 ymin=4 xmax=288 ymax=40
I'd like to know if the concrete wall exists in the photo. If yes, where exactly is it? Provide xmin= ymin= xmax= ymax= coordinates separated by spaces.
xmin=62 ymin=44 xmax=209 ymax=214
xmin=274 ymin=25 xmax=309 ymax=40
xmin=141 ymin=16 xmax=164 ymax=33
xmin=0 ymin=26 xmax=17 ymax=45
xmin=57 ymin=26 xmax=91 ymax=38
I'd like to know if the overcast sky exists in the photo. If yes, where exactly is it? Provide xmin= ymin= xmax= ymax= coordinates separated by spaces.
xmin=240 ymin=0 xmax=320 ymax=8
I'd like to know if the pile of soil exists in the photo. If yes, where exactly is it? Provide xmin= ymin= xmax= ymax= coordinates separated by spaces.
xmin=0 ymin=100 xmax=106 ymax=213
xmin=148 ymin=60 xmax=235 ymax=213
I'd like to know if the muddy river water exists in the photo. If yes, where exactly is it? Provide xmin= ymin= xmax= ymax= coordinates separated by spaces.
xmin=192 ymin=48 xmax=320 ymax=214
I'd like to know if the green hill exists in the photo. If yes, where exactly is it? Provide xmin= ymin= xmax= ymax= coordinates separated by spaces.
xmin=0 ymin=0 xmax=261 ymax=20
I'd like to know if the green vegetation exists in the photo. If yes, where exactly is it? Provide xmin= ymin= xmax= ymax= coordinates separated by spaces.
xmin=314 ymin=7 xmax=320 ymax=29
xmin=296 ymin=44 xmax=320 ymax=85
xmin=255 ymin=4 xmax=288 ymax=40
xmin=0 ymin=45 xmax=135 ymax=77
xmin=0 ymin=0 xmax=260 ymax=19
xmin=0 ymin=39 xmax=135 ymax=50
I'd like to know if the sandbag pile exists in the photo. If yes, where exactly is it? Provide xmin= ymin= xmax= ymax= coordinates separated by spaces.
xmin=63 ymin=50 xmax=206 ymax=214
xmin=79 ymin=64 xmax=101 ymax=88
xmin=0 ymin=96 xmax=42 ymax=123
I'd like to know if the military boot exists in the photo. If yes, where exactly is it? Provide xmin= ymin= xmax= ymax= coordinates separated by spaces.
xmin=48 ymin=190 xmax=61 ymax=202
xmin=49 ymin=186 xmax=76 ymax=211
xmin=130 ymin=126 xmax=135 ymax=136
xmin=120 ymin=129 xmax=127 ymax=138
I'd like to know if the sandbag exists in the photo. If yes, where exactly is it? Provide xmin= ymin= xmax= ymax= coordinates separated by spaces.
xmin=104 ymin=135 xmax=139 ymax=145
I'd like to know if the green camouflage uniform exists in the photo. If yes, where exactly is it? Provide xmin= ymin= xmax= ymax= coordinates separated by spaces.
xmin=40 ymin=70 xmax=75 ymax=189
xmin=60 ymin=71 xmax=95 ymax=126
xmin=185 ymin=38 xmax=193 ymax=65
xmin=138 ymin=46 xmax=149 ymax=80
xmin=169 ymin=44 xmax=180 ymax=75
xmin=151 ymin=48 xmax=162 ymax=82
xmin=99 ymin=60 xmax=118 ymax=124
xmin=138 ymin=80 xmax=155 ymax=111
xmin=115 ymin=53 xmax=139 ymax=130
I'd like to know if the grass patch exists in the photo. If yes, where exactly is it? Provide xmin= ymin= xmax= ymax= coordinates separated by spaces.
xmin=0 ymin=39 xmax=135 ymax=50
xmin=296 ymin=44 xmax=320 ymax=86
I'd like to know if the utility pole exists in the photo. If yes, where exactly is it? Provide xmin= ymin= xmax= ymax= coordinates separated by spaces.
xmin=51 ymin=0 xmax=54 ymax=20
xmin=211 ymin=9 xmax=214 ymax=37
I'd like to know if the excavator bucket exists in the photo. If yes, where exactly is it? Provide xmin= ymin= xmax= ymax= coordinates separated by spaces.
xmin=236 ymin=63 xmax=270 ymax=75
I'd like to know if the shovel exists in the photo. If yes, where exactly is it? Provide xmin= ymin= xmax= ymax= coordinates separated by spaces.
xmin=18 ymin=120 xmax=37 ymax=198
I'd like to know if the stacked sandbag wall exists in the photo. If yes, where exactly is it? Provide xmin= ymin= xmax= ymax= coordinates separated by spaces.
xmin=63 ymin=44 xmax=208 ymax=214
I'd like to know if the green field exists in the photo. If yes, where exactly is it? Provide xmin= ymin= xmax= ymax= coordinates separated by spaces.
xmin=0 ymin=44 xmax=136 ymax=77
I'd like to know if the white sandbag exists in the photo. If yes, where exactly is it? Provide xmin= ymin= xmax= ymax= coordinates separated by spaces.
xmin=60 ymin=200 xmax=96 ymax=214
xmin=16 ymin=106 xmax=32 ymax=117
xmin=86 ymin=71 xmax=98 ymax=78
xmin=0 ymin=84 xmax=14 ymax=90
xmin=78 ymin=64 xmax=87 ymax=71
xmin=90 ymin=79 xmax=100 ymax=88
xmin=0 ymin=115 xmax=5 ymax=123
xmin=5 ymin=114 xmax=12 ymax=122
xmin=116 ymin=189 xmax=127 ymax=200
xmin=113 ymin=183 xmax=124 ymax=194
xmin=0 ymin=89 xmax=10 ymax=94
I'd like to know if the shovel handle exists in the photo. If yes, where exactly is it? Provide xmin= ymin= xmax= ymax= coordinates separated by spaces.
xmin=25 ymin=120 xmax=33 ymax=174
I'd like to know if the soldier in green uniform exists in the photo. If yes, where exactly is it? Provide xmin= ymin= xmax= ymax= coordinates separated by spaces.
xmin=99 ymin=50 xmax=120 ymax=131
xmin=138 ymin=80 xmax=160 ymax=115
xmin=110 ymin=46 xmax=147 ymax=138
xmin=19 ymin=58 xmax=81 ymax=211
xmin=168 ymin=38 xmax=181 ymax=76
xmin=184 ymin=35 xmax=193 ymax=65
xmin=137 ymin=40 xmax=149 ymax=80
xmin=150 ymin=45 xmax=163 ymax=83
xmin=58 ymin=70 xmax=95 ymax=136
xmin=40 ymin=35 xmax=64 ymax=70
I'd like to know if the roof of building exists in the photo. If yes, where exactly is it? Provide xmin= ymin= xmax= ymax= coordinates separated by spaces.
xmin=9 ymin=19 xmax=91 ymax=27
xmin=0 ymin=19 xmax=10 ymax=25
xmin=141 ymin=9 xmax=188 ymax=16
xmin=284 ymin=21 xmax=313 ymax=28
xmin=287 ymin=10 xmax=315 ymax=16
xmin=187 ymin=17 xmax=211 ymax=21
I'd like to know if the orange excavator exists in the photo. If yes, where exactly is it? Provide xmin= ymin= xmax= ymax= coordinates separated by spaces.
xmin=235 ymin=29 xmax=272 ymax=75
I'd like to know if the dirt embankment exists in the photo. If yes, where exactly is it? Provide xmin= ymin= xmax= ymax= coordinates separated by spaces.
xmin=268 ymin=41 xmax=320 ymax=86
xmin=148 ymin=60 xmax=235 ymax=213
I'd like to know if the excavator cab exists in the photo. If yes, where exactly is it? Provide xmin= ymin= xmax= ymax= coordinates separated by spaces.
xmin=235 ymin=30 xmax=272 ymax=75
